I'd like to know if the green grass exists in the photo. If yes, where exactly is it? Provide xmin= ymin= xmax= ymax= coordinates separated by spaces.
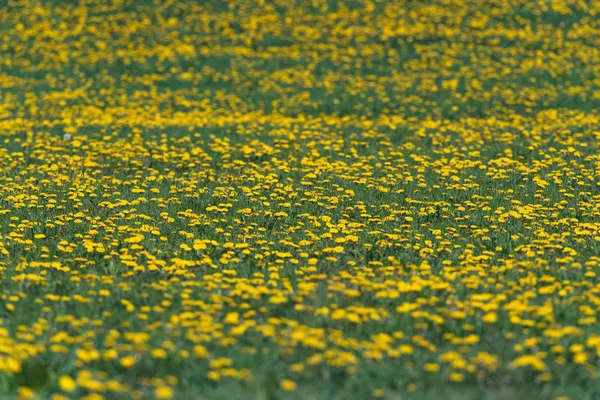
xmin=1 ymin=0 xmax=600 ymax=399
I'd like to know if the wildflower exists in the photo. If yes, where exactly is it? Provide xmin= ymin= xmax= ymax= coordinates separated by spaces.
xmin=155 ymin=386 xmax=174 ymax=399
xmin=280 ymin=380 xmax=297 ymax=391
xmin=58 ymin=376 xmax=76 ymax=392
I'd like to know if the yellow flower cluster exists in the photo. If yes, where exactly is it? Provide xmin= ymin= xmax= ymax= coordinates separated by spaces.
xmin=1 ymin=0 xmax=600 ymax=398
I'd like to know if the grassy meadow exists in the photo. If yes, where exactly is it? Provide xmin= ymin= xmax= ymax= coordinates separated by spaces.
xmin=1 ymin=0 xmax=600 ymax=399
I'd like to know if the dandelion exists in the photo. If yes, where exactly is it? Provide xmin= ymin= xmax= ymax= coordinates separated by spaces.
xmin=0 ymin=0 xmax=599 ymax=397
xmin=120 ymin=356 xmax=136 ymax=368
xmin=155 ymin=386 xmax=174 ymax=399
xmin=280 ymin=380 xmax=297 ymax=391
xmin=58 ymin=376 xmax=76 ymax=392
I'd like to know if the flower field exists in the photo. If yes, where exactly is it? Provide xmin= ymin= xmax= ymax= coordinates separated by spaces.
xmin=2 ymin=0 xmax=600 ymax=398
